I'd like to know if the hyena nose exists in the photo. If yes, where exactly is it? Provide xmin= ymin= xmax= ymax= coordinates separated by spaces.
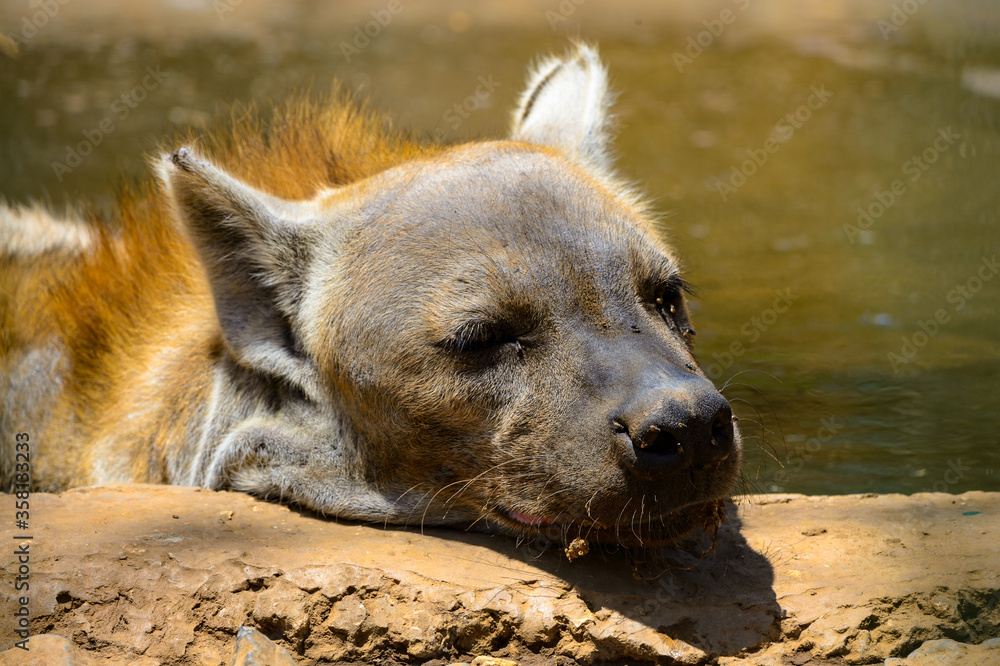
xmin=613 ymin=388 xmax=735 ymax=481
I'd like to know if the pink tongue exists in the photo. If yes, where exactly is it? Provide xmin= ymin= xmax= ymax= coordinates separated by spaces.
xmin=509 ymin=509 xmax=554 ymax=527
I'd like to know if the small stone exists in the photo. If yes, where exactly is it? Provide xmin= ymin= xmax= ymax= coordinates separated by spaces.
xmin=327 ymin=596 xmax=368 ymax=638
xmin=564 ymin=537 xmax=589 ymax=561
xmin=471 ymin=657 xmax=519 ymax=666
xmin=884 ymin=638 xmax=1000 ymax=665
xmin=230 ymin=626 xmax=297 ymax=666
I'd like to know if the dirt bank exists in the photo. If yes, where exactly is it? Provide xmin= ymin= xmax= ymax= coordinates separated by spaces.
xmin=1 ymin=485 xmax=997 ymax=664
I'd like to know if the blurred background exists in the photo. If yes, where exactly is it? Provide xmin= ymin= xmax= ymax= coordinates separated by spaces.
xmin=2 ymin=0 xmax=998 ymax=496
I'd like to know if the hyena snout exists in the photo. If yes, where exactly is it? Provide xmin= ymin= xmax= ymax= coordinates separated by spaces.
xmin=611 ymin=377 xmax=735 ymax=482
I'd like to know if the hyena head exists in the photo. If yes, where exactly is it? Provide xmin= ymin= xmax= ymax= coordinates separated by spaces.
xmin=163 ymin=44 xmax=740 ymax=547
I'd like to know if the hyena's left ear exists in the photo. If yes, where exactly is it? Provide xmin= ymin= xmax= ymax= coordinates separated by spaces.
xmin=510 ymin=42 xmax=617 ymax=179
xmin=161 ymin=148 xmax=323 ymax=401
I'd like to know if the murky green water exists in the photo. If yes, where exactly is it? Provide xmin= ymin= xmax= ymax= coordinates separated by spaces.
xmin=2 ymin=12 xmax=998 ymax=495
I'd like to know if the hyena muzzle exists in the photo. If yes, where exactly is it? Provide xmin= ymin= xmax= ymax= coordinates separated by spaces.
xmin=1 ymin=44 xmax=740 ymax=548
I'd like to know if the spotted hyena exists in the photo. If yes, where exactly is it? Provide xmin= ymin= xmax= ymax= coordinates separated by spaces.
xmin=1 ymin=44 xmax=740 ymax=547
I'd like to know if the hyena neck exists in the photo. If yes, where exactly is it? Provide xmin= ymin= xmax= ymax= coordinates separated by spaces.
xmin=171 ymin=351 xmax=314 ymax=489
xmin=172 ymin=349 xmax=432 ymax=523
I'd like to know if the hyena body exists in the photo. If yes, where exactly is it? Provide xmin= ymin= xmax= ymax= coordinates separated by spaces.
xmin=1 ymin=45 xmax=740 ymax=546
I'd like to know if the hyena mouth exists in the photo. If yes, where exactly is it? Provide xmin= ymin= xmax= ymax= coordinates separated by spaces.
xmin=494 ymin=506 xmax=608 ymax=533
xmin=492 ymin=496 xmax=728 ymax=546
xmin=502 ymin=507 xmax=556 ymax=528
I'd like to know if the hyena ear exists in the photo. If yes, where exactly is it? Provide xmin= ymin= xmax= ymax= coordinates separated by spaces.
xmin=510 ymin=42 xmax=617 ymax=178
xmin=161 ymin=147 xmax=323 ymax=400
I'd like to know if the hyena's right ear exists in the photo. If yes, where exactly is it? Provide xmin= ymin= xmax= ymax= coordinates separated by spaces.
xmin=160 ymin=148 xmax=324 ymax=401
xmin=510 ymin=42 xmax=617 ymax=180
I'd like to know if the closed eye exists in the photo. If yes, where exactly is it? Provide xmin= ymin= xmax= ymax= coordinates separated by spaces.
xmin=646 ymin=274 xmax=691 ymax=313
xmin=644 ymin=274 xmax=697 ymax=342
xmin=437 ymin=320 xmax=529 ymax=356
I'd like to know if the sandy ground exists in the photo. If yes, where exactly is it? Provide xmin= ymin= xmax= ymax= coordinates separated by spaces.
xmin=1 ymin=485 xmax=997 ymax=664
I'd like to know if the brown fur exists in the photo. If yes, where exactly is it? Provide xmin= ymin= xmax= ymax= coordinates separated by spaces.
xmin=2 ymin=45 xmax=740 ymax=547
xmin=3 ymin=94 xmax=441 ymax=489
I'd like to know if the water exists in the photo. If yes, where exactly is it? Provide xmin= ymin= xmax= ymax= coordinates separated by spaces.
xmin=2 ymin=2 xmax=998 ymax=496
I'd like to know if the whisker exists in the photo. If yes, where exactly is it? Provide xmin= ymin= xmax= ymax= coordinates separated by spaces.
xmin=579 ymin=487 xmax=607 ymax=543
xmin=412 ymin=454 xmax=549 ymax=529
xmin=724 ymin=382 xmax=785 ymax=448
xmin=614 ymin=498 xmax=632 ymax=545
xmin=719 ymin=370 xmax=782 ymax=392
xmin=631 ymin=497 xmax=645 ymax=548
xmin=388 ymin=483 xmax=437 ymax=529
